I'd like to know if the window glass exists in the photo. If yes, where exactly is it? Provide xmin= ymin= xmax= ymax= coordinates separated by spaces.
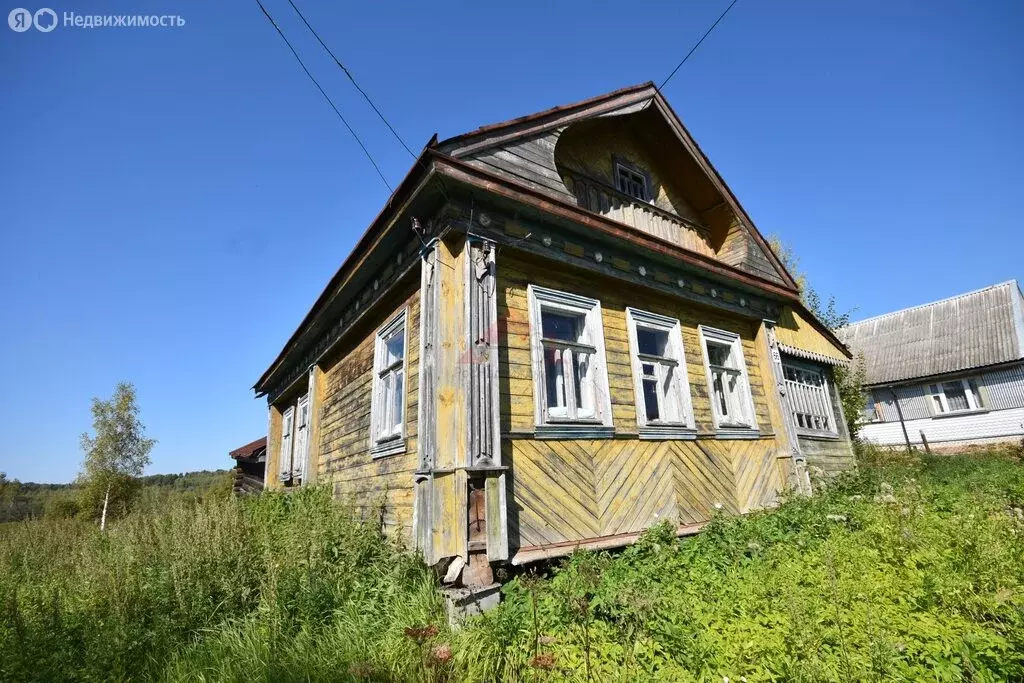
xmin=942 ymin=381 xmax=969 ymax=412
xmin=637 ymin=327 xmax=668 ymax=357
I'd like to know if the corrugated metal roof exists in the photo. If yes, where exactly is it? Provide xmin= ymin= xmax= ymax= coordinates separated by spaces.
xmin=837 ymin=281 xmax=1024 ymax=386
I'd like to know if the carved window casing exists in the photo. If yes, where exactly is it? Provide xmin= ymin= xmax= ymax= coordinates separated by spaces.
xmin=370 ymin=308 xmax=408 ymax=457
xmin=625 ymin=308 xmax=696 ymax=439
xmin=527 ymin=285 xmax=613 ymax=438
xmin=699 ymin=326 xmax=758 ymax=435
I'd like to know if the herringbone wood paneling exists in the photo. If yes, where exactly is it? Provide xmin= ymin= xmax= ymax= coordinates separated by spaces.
xmin=508 ymin=437 xmax=782 ymax=551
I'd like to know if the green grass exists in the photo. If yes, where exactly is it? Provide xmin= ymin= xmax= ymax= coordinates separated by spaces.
xmin=3 ymin=448 xmax=1024 ymax=681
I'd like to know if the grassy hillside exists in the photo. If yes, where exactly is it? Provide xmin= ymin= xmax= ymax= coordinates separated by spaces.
xmin=2 ymin=448 xmax=1023 ymax=681
xmin=0 ymin=470 xmax=231 ymax=522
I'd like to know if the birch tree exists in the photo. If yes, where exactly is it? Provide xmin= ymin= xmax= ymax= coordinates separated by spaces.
xmin=79 ymin=382 xmax=155 ymax=529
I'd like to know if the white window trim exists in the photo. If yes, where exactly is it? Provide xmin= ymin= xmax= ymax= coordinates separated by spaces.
xmin=278 ymin=405 xmax=295 ymax=483
xmin=782 ymin=358 xmax=839 ymax=438
xmin=294 ymin=392 xmax=311 ymax=481
xmin=928 ymin=377 xmax=985 ymax=416
xmin=698 ymin=325 xmax=759 ymax=437
xmin=370 ymin=307 xmax=409 ymax=458
xmin=625 ymin=308 xmax=696 ymax=439
xmin=614 ymin=161 xmax=652 ymax=203
xmin=527 ymin=285 xmax=614 ymax=439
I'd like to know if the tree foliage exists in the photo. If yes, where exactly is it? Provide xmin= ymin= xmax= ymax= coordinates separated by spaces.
xmin=78 ymin=382 xmax=155 ymax=523
xmin=768 ymin=235 xmax=867 ymax=439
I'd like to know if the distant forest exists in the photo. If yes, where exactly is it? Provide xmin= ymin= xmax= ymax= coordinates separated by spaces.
xmin=0 ymin=470 xmax=232 ymax=523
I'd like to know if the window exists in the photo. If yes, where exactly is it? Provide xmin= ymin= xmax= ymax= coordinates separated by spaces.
xmin=615 ymin=162 xmax=651 ymax=202
xmin=278 ymin=405 xmax=295 ymax=483
xmin=371 ymin=309 xmax=408 ymax=457
xmin=928 ymin=378 xmax=984 ymax=415
xmin=699 ymin=326 xmax=757 ymax=433
xmin=782 ymin=361 xmax=838 ymax=436
xmin=528 ymin=285 xmax=613 ymax=437
xmin=626 ymin=308 xmax=695 ymax=438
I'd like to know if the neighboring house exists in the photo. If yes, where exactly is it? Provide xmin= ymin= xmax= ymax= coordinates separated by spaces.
xmin=229 ymin=437 xmax=266 ymax=494
xmin=253 ymin=83 xmax=854 ymax=591
xmin=840 ymin=281 xmax=1024 ymax=450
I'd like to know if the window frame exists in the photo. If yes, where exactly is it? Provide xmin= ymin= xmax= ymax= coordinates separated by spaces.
xmin=928 ymin=377 xmax=985 ymax=416
xmin=370 ymin=307 xmax=409 ymax=458
xmin=781 ymin=358 xmax=839 ymax=438
xmin=625 ymin=308 xmax=696 ymax=439
xmin=698 ymin=325 xmax=758 ymax=436
xmin=278 ymin=405 xmax=295 ymax=483
xmin=527 ymin=285 xmax=614 ymax=438
xmin=614 ymin=160 xmax=652 ymax=203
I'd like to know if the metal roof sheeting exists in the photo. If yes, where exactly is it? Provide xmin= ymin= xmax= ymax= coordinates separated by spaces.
xmin=838 ymin=281 xmax=1024 ymax=386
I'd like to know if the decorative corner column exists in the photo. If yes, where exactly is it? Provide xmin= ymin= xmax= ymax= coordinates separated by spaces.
xmin=761 ymin=319 xmax=812 ymax=495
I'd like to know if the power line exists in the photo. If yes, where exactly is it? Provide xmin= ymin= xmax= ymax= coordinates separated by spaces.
xmin=659 ymin=0 xmax=740 ymax=90
xmin=254 ymin=0 xmax=393 ymax=192
xmin=284 ymin=0 xmax=418 ymax=161
xmin=282 ymin=0 xmax=459 ymax=217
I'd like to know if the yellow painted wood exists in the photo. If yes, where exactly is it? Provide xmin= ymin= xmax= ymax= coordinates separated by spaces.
xmin=314 ymin=288 xmax=421 ymax=539
xmin=497 ymin=252 xmax=774 ymax=433
xmin=507 ymin=436 xmax=781 ymax=551
xmin=775 ymin=305 xmax=848 ymax=363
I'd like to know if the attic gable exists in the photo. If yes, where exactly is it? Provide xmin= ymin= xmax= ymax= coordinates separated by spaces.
xmin=434 ymin=83 xmax=797 ymax=291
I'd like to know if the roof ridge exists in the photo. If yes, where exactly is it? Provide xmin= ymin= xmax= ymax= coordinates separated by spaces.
xmin=845 ymin=280 xmax=1020 ymax=329
xmin=435 ymin=81 xmax=656 ymax=150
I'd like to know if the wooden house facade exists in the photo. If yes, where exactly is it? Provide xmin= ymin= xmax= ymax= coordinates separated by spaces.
xmin=254 ymin=83 xmax=854 ymax=585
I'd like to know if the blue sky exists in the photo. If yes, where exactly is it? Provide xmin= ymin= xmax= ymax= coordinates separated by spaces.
xmin=1 ymin=0 xmax=1021 ymax=482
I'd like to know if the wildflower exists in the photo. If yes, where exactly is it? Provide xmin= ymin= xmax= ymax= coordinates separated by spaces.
xmin=880 ymin=482 xmax=893 ymax=494
xmin=849 ymin=495 xmax=864 ymax=502
xmin=431 ymin=643 xmax=453 ymax=663
xmin=825 ymin=514 xmax=847 ymax=523
xmin=404 ymin=624 xmax=439 ymax=644
xmin=530 ymin=653 xmax=556 ymax=670
xmin=538 ymin=635 xmax=556 ymax=645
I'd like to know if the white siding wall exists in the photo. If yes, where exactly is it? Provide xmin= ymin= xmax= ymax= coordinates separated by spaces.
xmin=861 ymin=406 xmax=1024 ymax=447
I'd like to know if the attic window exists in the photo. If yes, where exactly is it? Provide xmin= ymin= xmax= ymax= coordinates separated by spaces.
xmin=615 ymin=162 xmax=651 ymax=202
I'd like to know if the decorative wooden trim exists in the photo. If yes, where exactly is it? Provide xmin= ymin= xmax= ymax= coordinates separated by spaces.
xmin=638 ymin=425 xmax=698 ymax=440
xmin=778 ymin=343 xmax=848 ymax=367
xmin=527 ymin=284 xmax=614 ymax=430
xmin=534 ymin=424 xmax=616 ymax=440
xmin=369 ymin=307 xmax=410 ymax=457
xmin=625 ymin=307 xmax=696 ymax=434
xmin=698 ymin=325 xmax=759 ymax=432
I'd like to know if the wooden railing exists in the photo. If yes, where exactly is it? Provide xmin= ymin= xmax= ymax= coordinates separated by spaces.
xmin=563 ymin=171 xmax=715 ymax=257
xmin=784 ymin=376 xmax=835 ymax=435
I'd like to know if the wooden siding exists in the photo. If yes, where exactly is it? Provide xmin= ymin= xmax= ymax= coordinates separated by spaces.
xmin=498 ymin=252 xmax=774 ymax=435
xmin=317 ymin=288 xmax=421 ymax=538
xmin=466 ymin=134 xmax=575 ymax=202
xmin=497 ymin=251 xmax=795 ymax=557
xmin=506 ymin=437 xmax=785 ymax=554
xmin=553 ymin=116 xmax=702 ymax=223
xmin=775 ymin=305 xmax=849 ymax=363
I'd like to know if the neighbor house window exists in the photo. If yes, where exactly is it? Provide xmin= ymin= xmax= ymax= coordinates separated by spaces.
xmin=615 ymin=162 xmax=651 ymax=202
xmin=626 ymin=308 xmax=695 ymax=438
xmin=928 ymin=378 xmax=984 ymax=414
xmin=370 ymin=308 xmax=408 ymax=457
xmin=528 ymin=285 xmax=613 ymax=436
xmin=782 ymin=361 xmax=838 ymax=436
xmin=699 ymin=326 xmax=757 ymax=432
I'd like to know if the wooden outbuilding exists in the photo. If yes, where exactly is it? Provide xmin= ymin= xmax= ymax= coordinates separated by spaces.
xmin=229 ymin=437 xmax=267 ymax=495
xmin=253 ymin=83 xmax=855 ymax=588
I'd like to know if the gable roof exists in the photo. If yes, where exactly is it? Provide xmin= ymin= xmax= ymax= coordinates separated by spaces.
xmin=838 ymin=281 xmax=1024 ymax=386
xmin=254 ymin=83 xmax=815 ymax=397
xmin=436 ymin=82 xmax=799 ymax=292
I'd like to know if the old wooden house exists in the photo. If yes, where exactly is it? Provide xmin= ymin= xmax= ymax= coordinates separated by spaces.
xmin=840 ymin=281 xmax=1024 ymax=450
xmin=254 ymin=83 xmax=855 ymax=590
